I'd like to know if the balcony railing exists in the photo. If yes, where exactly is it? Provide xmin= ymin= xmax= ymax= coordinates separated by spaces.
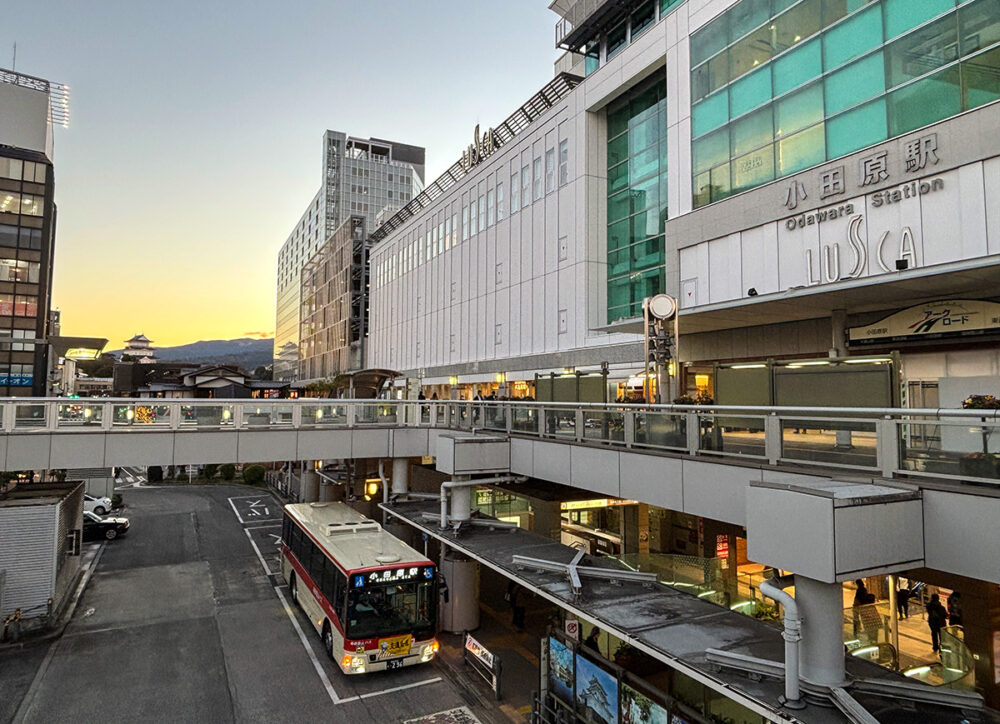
xmin=5 ymin=399 xmax=1000 ymax=486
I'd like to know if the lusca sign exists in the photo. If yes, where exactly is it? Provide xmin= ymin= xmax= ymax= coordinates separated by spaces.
xmin=460 ymin=124 xmax=500 ymax=172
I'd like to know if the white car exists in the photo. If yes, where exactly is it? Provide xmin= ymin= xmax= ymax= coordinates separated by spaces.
xmin=84 ymin=493 xmax=113 ymax=516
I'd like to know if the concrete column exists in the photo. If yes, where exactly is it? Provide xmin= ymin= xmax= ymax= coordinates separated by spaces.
xmin=531 ymin=499 xmax=562 ymax=541
xmin=450 ymin=476 xmax=472 ymax=524
xmin=796 ymin=575 xmax=847 ymax=687
xmin=391 ymin=457 xmax=409 ymax=497
xmin=300 ymin=465 xmax=319 ymax=503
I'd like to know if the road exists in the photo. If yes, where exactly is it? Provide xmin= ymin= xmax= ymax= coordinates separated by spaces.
xmin=2 ymin=484 xmax=504 ymax=724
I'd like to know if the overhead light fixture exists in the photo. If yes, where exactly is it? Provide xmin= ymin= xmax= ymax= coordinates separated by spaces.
xmin=731 ymin=363 xmax=766 ymax=369
xmin=844 ymin=358 xmax=892 ymax=364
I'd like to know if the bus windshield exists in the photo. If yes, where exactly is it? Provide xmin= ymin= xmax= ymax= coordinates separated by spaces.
xmin=347 ymin=580 xmax=435 ymax=640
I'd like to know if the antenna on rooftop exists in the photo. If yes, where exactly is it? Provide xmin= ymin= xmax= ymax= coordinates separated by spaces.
xmin=11 ymin=43 xmax=15 ymax=71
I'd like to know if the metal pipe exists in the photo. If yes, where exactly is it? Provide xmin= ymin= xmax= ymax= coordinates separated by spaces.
xmin=759 ymin=574 xmax=804 ymax=709
xmin=439 ymin=474 xmax=525 ymax=529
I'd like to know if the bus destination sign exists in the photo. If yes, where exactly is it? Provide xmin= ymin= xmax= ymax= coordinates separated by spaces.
xmin=353 ymin=566 xmax=435 ymax=588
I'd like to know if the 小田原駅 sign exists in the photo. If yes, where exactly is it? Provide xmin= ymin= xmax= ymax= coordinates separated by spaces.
xmin=848 ymin=300 xmax=1000 ymax=346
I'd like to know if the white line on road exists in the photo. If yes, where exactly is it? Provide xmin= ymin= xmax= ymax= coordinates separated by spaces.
xmin=244 ymin=528 xmax=273 ymax=576
xmin=227 ymin=494 xmax=277 ymax=501
xmin=243 ymin=523 xmax=282 ymax=530
xmin=337 ymin=676 xmax=443 ymax=704
xmin=227 ymin=497 xmax=246 ymax=524
xmin=274 ymin=586 xmax=344 ymax=705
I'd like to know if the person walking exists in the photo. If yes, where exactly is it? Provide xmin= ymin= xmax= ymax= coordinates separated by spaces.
xmin=583 ymin=626 xmax=602 ymax=657
xmin=896 ymin=585 xmax=911 ymax=619
xmin=947 ymin=591 xmax=963 ymax=627
xmin=926 ymin=593 xmax=948 ymax=653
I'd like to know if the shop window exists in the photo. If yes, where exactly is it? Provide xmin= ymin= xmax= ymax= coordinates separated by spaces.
xmin=823 ymin=5 xmax=883 ymax=71
xmin=885 ymin=14 xmax=959 ymax=89
xmin=776 ymin=122 xmax=825 ymax=177
xmin=962 ymin=46 xmax=1000 ymax=109
xmin=883 ymin=0 xmax=955 ymax=42
xmin=730 ymin=65 xmax=772 ymax=118
xmin=775 ymin=82 xmax=823 ymax=137
xmin=825 ymin=51 xmax=885 ymax=114
xmin=773 ymin=38 xmax=822 ymax=96
xmin=887 ymin=64 xmax=961 ymax=136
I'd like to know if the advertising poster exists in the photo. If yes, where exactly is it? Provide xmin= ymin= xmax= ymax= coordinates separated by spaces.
xmin=622 ymin=682 xmax=668 ymax=724
xmin=576 ymin=653 xmax=619 ymax=724
xmin=548 ymin=636 xmax=575 ymax=705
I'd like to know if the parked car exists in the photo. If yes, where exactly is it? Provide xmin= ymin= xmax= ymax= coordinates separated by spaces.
xmin=82 ymin=511 xmax=130 ymax=541
xmin=83 ymin=493 xmax=113 ymax=516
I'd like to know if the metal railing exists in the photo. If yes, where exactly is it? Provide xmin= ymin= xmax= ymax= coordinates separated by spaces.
xmin=5 ymin=398 xmax=1000 ymax=486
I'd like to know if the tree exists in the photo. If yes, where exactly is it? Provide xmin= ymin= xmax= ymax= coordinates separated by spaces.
xmin=243 ymin=464 xmax=265 ymax=485
xmin=252 ymin=365 xmax=273 ymax=381
xmin=202 ymin=463 xmax=218 ymax=480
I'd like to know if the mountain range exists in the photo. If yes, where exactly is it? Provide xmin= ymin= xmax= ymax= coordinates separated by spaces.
xmin=110 ymin=338 xmax=274 ymax=370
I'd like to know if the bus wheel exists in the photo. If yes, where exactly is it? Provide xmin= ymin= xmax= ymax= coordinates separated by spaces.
xmin=290 ymin=574 xmax=298 ymax=605
xmin=322 ymin=621 xmax=334 ymax=659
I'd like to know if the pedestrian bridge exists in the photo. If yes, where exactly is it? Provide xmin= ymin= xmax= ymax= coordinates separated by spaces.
xmin=4 ymin=398 xmax=999 ymax=584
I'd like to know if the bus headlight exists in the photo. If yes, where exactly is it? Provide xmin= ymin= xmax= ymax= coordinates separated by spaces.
xmin=341 ymin=654 xmax=366 ymax=672
xmin=421 ymin=641 xmax=439 ymax=661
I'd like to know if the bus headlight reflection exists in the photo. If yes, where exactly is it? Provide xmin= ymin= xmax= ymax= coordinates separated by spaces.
xmin=421 ymin=641 xmax=439 ymax=661
xmin=342 ymin=654 xmax=367 ymax=672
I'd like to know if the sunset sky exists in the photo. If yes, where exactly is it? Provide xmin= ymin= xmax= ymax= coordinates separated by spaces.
xmin=3 ymin=1 xmax=557 ymax=347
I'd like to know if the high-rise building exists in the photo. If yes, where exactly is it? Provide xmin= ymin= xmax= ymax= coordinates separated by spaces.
xmin=273 ymin=131 xmax=425 ymax=380
xmin=0 ymin=68 xmax=66 ymax=397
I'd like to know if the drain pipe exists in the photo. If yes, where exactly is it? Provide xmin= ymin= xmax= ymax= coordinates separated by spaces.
xmin=759 ymin=574 xmax=804 ymax=710
xmin=439 ymin=474 xmax=526 ymax=529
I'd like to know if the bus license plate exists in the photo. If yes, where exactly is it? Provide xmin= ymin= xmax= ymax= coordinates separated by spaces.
xmin=386 ymin=659 xmax=404 ymax=670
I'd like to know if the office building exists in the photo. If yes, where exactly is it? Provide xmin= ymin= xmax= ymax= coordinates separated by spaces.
xmin=273 ymin=131 xmax=425 ymax=380
xmin=0 ymin=68 xmax=66 ymax=396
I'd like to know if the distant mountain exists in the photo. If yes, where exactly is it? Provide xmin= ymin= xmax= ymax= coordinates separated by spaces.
xmin=110 ymin=338 xmax=274 ymax=370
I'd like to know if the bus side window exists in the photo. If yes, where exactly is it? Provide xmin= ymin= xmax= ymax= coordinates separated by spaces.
xmin=321 ymin=558 xmax=337 ymax=603
xmin=335 ymin=571 xmax=347 ymax=621
xmin=281 ymin=515 xmax=290 ymax=544
xmin=290 ymin=526 xmax=303 ymax=560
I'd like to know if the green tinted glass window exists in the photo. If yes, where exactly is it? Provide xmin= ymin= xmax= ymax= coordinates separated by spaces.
xmin=608 ymin=104 xmax=630 ymax=137
xmin=608 ymin=162 xmax=629 ymax=194
xmin=692 ymin=53 xmax=731 ymax=101
xmin=729 ymin=26 xmax=774 ymax=82
xmin=631 ymin=236 xmax=665 ymax=271
xmin=630 ymin=144 xmax=663 ymax=183
xmin=959 ymin=0 xmax=1000 ymax=56
xmin=608 ymin=248 xmax=630 ymax=277
xmin=888 ymin=65 xmax=961 ymax=136
xmin=608 ymin=278 xmax=631 ymax=309
xmin=731 ymin=145 xmax=775 ymax=193
xmin=692 ymin=128 xmax=730 ymax=174
xmin=884 ymin=0 xmax=956 ymax=41
xmin=608 ymin=134 xmax=629 ymax=167
xmin=826 ymin=98 xmax=887 ymax=157
xmin=775 ymin=83 xmax=823 ymax=136
xmin=823 ymin=5 xmax=882 ymax=71
xmin=608 ymin=219 xmax=630 ymax=251
xmin=963 ymin=46 xmax=1000 ymax=109
xmin=631 ymin=175 xmax=661 ymax=214
xmin=629 ymin=110 xmax=662 ymax=153
xmin=691 ymin=16 xmax=729 ymax=67
xmin=608 ymin=21 xmax=628 ymax=57
xmin=692 ymin=91 xmax=730 ymax=137
xmin=631 ymin=0 xmax=656 ymax=38
xmin=730 ymin=66 xmax=772 ymax=117
xmin=731 ymin=106 xmax=774 ymax=155
xmin=885 ymin=14 xmax=959 ymax=88
xmin=729 ymin=0 xmax=770 ymax=41
xmin=773 ymin=38 xmax=822 ymax=95
xmin=823 ymin=0 xmax=877 ymax=28
xmin=661 ymin=0 xmax=683 ymax=14
xmin=710 ymin=163 xmax=732 ymax=201
xmin=776 ymin=123 xmax=825 ymax=176
xmin=607 ymin=190 xmax=631 ymax=223
xmin=825 ymin=51 xmax=885 ymax=114
xmin=772 ymin=0 xmax=823 ymax=55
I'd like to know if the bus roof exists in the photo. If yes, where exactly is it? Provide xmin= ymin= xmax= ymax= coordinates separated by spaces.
xmin=284 ymin=502 xmax=431 ymax=572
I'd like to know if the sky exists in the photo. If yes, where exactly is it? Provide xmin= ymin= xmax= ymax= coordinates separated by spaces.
xmin=2 ymin=0 xmax=560 ymax=347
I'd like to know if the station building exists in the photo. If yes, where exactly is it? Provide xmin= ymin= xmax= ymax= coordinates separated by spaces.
xmin=362 ymin=0 xmax=1000 ymax=715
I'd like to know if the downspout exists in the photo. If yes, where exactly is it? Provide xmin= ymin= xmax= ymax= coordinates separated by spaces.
xmin=439 ymin=474 xmax=526 ymax=529
xmin=759 ymin=574 xmax=804 ymax=710
xmin=379 ymin=460 xmax=388 ymax=524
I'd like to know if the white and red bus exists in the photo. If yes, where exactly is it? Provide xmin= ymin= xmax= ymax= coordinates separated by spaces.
xmin=280 ymin=501 xmax=439 ymax=674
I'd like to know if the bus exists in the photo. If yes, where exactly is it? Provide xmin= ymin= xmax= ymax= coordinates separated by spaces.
xmin=280 ymin=501 xmax=439 ymax=674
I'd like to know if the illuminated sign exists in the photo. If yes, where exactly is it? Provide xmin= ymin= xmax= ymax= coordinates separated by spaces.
xmin=848 ymin=300 xmax=1000 ymax=346
xmin=355 ymin=566 xmax=434 ymax=587
xmin=560 ymin=498 xmax=638 ymax=511
xmin=64 ymin=347 xmax=102 ymax=360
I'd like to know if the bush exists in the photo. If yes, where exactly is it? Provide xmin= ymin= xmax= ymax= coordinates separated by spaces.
xmin=219 ymin=463 xmax=236 ymax=481
xmin=202 ymin=464 xmax=219 ymax=480
xmin=148 ymin=465 xmax=163 ymax=483
xmin=243 ymin=464 xmax=265 ymax=485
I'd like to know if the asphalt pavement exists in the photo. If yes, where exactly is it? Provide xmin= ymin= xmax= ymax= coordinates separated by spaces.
xmin=0 ymin=484 xmax=509 ymax=724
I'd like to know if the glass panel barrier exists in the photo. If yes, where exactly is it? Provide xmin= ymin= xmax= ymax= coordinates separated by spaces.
xmin=482 ymin=404 xmax=507 ymax=432
xmin=780 ymin=418 xmax=878 ymax=469
xmin=512 ymin=405 xmax=538 ymax=434
xmin=112 ymin=403 xmax=170 ymax=427
xmin=582 ymin=410 xmax=624 ymax=443
xmin=634 ymin=411 xmax=687 ymax=449
xmin=899 ymin=419 xmax=1000 ymax=482
xmin=354 ymin=402 xmax=398 ymax=425
xmin=15 ymin=404 xmax=47 ymax=428
xmin=543 ymin=408 xmax=576 ymax=439
xmin=698 ymin=414 xmax=766 ymax=457
xmin=240 ymin=404 xmax=293 ymax=427
xmin=180 ymin=404 xmax=233 ymax=427
xmin=56 ymin=403 xmax=104 ymax=427
xmin=300 ymin=404 xmax=348 ymax=427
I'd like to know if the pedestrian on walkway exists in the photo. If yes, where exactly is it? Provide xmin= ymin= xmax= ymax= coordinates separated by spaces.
xmin=583 ymin=626 xmax=602 ymax=657
xmin=506 ymin=581 xmax=525 ymax=630
xmin=896 ymin=585 xmax=911 ymax=619
xmin=926 ymin=593 xmax=948 ymax=653
xmin=947 ymin=591 xmax=963 ymax=627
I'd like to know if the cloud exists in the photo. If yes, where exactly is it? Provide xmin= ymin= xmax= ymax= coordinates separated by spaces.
xmin=243 ymin=331 xmax=274 ymax=339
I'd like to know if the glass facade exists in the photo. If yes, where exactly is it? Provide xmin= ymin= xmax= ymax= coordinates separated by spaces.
xmin=690 ymin=0 xmax=1000 ymax=208
xmin=607 ymin=73 xmax=668 ymax=323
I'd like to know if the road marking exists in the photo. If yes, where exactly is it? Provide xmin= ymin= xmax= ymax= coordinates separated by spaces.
xmin=338 ymin=676 xmax=443 ymax=704
xmin=243 ymin=523 xmax=282 ymax=531
xmin=227 ymin=497 xmax=245 ymax=524
xmin=244 ymin=528 xmax=273 ymax=576
xmin=228 ymin=494 xmax=276 ymax=500
xmin=274 ymin=585 xmax=345 ymax=705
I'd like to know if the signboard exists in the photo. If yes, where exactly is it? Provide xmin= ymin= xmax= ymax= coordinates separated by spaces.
xmin=622 ymin=682 xmax=669 ymax=724
xmin=576 ymin=652 xmax=618 ymax=724
xmin=548 ymin=636 xmax=575 ymax=706
xmin=564 ymin=618 xmax=580 ymax=640
xmin=353 ymin=566 xmax=434 ymax=588
xmin=464 ymin=633 xmax=495 ymax=669
xmin=561 ymin=498 xmax=638 ymax=511
xmin=464 ymin=633 xmax=501 ymax=700
xmin=0 ymin=375 xmax=32 ymax=386
xmin=848 ymin=300 xmax=1000 ymax=346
